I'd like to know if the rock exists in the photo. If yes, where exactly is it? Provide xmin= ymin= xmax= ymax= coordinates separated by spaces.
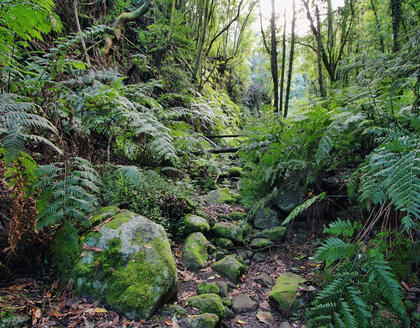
xmin=179 ymin=313 xmax=219 ymax=328
xmin=72 ymin=210 xmax=177 ymax=320
xmin=207 ymin=243 xmax=217 ymax=254
xmin=90 ymin=206 xmax=120 ymax=226
xmin=254 ymin=273 xmax=274 ymax=288
xmin=229 ymin=166 xmax=243 ymax=177
xmin=187 ymin=293 xmax=226 ymax=317
xmin=252 ymin=252 xmax=267 ymax=262
xmin=215 ymin=249 xmax=228 ymax=261
xmin=232 ymin=294 xmax=258 ymax=313
xmin=256 ymin=311 xmax=274 ymax=324
xmin=222 ymin=297 xmax=232 ymax=307
xmin=215 ymin=281 xmax=229 ymax=298
xmin=274 ymin=188 xmax=303 ymax=213
xmin=184 ymin=214 xmax=210 ymax=235
xmin=213 ymin=222 xmax=244 ymax=243
xmin=229 ymin=211 xmax=247 ymax=220
xmin=212 ymin=255 xmax=246 ymax=283
xmin=0 ymin=315 xmax=30 ymax=328
xmin=239 ymin=221 xmax=253 ymax=236
xmin=253 ymin=208 xmax=279 ymax=229
xmin=214 ymin=237 xmax=233 ymax=248
xmin=279 ymin=322 xmax=292 ymax=328
xmin=255 ymin=226 xmax=286 ymax=241
xmin=207 ymin=188 xmax=234 ymax=204
xmin=250 ymin=238 xmax=273 ymax=249
xmin=168 ymin=304 xmax=187 ymax=317
xmin=183 ymin=232 xmax=209 ymax=271
xmin=197 ymin=282 xmax=220 ymax=295
xmin=238 ymin=250 xmax=253 ymax=259
xmin=225 ymin=308 xmax=236 ymax=319
xmin=269 ymin=272 xmax=306 ymax=316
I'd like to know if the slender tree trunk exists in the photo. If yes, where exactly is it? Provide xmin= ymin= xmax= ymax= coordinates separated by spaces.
xmin=315 ymin=5 xmax=325 ymax=97
xmin=284 ymin=0 xmax=296 ymax=118
xmin=279 ymin=7 xmax=287 ymax=116
xmin=192 ymin=0 xmax=209 ymax=82
xmin=73 ymin=0 xmax=90 ymax=66
xmin=370 ymin=0 xmax=385 ymax=52
xmin=390 ymin=0 xmax=402 ymax=52
xmin=270 ymin=0 xmax=279 ymax=112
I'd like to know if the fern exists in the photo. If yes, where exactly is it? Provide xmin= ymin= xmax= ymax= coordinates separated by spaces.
xmin=314 ymin=237 xmax=356 ymax=267
xmin=281 ymin=192 xmax=325 ymax=226
xmin=0 ymin=93 xmax=62 ymax=163
xmin=35 ymin=158 xmax=100 ymax=229
xmin=324 ymin=218 xmax=355 ymax=238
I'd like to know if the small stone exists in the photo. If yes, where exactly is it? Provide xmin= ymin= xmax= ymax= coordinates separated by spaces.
xmin=232 ymin=294 xmax=258 ymax=313
xmin=213 ymin=222 xmax=244 ymax=243
xmin=279 ymin=322 xmax=292 ymax=328
xmin=214 ymin=237 xmax=234 ymax=248
xmin=256 ymin=310 xmax=274 ymax=324
xmin=179 ymin=313 xmax=219 ymax=328
xmin=253 ymin=208 xmax=279 ymax=229
xmin=252 ymin=252 xmax=267 ymax=262
xmin=197 ymin=282 xmax=220 ymax=295
xmin=168 ymin=304 xmax=187 ymax=317
xmin=183 ymin=232 xmax=209 ymax=271
xmin=215 ymin=281 xmax=229 ymax=298
xmin=187 ymin=293 xmax=226 ymax=317
xmin=225 ymin=308 xmax=236 ymax=319
xmin=207 ymin=188 xmax=234 ymax=204
xmin=184 ymin=214 xmax=210 ymax=235
xmin=255 ymin=226 xmax=286 ymax=241
xmin=250 ymin=238 xmax=273 ymax=249
xmin=212 ymin=255 xmax=247 ymax=283
xmin=215 ymin=249 xmax=228 ymax=261
xmin=237 ymin=250 xmax=253 ymax=260
xmin=229 ymin=166 xmax=243 ymax=177
xmin=254 ymin=273 xmax=274 ymax=288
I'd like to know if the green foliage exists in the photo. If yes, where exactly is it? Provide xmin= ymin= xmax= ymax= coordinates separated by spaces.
xmin=35 ymin=157 xmax=101 ymax=229
xmin=281 ymin=193 xmax=325 ymax=227
xmin=308 ymin=220 xmax=408 ymax=328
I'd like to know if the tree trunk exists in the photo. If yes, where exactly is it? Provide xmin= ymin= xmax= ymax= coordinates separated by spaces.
xmin=390 ymin=0 xmax=402 ymax=52
xmin=279 ymin=7 xmax=287 ymax=116
xmin=370 ymin=0 xmax=385 ymax=53
xmin=73 ymin=0 xmax=90 ymax=66
xmin=284 ymin=0 xmax=296 ymax=118
xmin=315 ymin=5 xmax=325 ymax=97
xmin=270 ymin=0 xmax=279 ymax=112
xmin=192 ymin=0 xmax=210 ymax=82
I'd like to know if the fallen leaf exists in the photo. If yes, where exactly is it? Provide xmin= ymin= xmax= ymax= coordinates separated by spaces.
xmin=31 ymin=307 xmax=41 ymax=325
xmin=82 ymin=244 xmax=103 ymax=252
xmin=236 ymin=318 xmax=247 ymax=325
xmin=165 ymin=320 xmax=173 ymax=326
xmin=94 ymin=307 xmax=108 ymax=313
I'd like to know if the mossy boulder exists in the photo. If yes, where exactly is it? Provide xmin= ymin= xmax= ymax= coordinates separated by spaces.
xmin=184 ymin=214 xmax=210 ymax=235
xmin=212 ymin=222 xmax=244 ymax=243
xmin=255 ymin=226 xmax=286 ymax=241
xmin=212 ymin=255 xmax=247 ymax=283
xmin=229 ymin=211 xmax=247 ymax=220
xmin=72 ymin=210 xmax=177 ymax=320
xmin=187 ymin=293 xmax=226 ymax=317
xmin=90 ymin=206 xmax=120 ymax=226
xmin=207 ymin=188 xmax=233 ymax=204
xmin=179 ymin=313 xmax=219 ymax=328
xmin=183 ymin=232 xmax=209 ymax=271
xmin=229 ymin=166 xmax=243 ymax=177
xmin=253 ymin=208 xmax=279 ymax=229
xmin=269 ymin=272 xmax=306 ymax=316
xmin=197 ymin=282 xmax=220 ymax=295
xmin=214 ymin=237 xmax=233 ymax=248
xmin=250 ymin=238 xmax=273 ymax=249
xmin=274 ymin=189 xmax=303 ymax=213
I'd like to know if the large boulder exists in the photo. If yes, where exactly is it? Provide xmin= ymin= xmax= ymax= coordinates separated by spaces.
xmin=274 ymin=189 xmax=303 ymax=213
xmin=253 ymin=208 xmax=279 ymax=229
xmin=213 ymin=222 xmax=244 ymax=243
xmin=269 ymin=272 xmax=306 ymax=316
xmin=183 ymin=232 xmax=209 ymax=271
xmin=72 ymin=210 xmax=177 ymax=320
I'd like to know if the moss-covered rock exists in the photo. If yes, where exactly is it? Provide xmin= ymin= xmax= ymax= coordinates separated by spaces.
xmin=212 ymin=255 xmax=247 ymax=283
xmin=207 ymin=188 xmax=233 ymax=204
xmin=269 ymin=272 xmax=306 ymax=316
xmin=274 ymin=188 xmax=303 ymax=213
xmin=179 ymin=313 xmax=219 ymax=328
xmin=184 ymin=214 xmax=210 ymax=235
xmin=239 ymin=221 xmax=253 ymax=236
xmin=212 ymin=222 xmax=244 ymax=243
xmin=214 ymin=237 xmax=233 ymax=248
xmin=255 ymin=226 xmax=286 ymax=241
xmin=90 ymin=206 xmax=120 ymax=226
xmin=187 ymin=293 xmax=226 ymax=317
xmin=250 ymin=238 xmax=273 ymax=249
xmin=197 ymin=282 xmax=220 ymax=295
xmin=183 ymin=232 xmax=209 ymax=271
xmin=229 ymin=211 xmax=247 ymax=220
xmin=72 ymin=210 xmax=177 ymax=320
xmin=229 ymin=167 xmax=243 ymax=177
xmin=253 ymin=208 xmax=279 ymax=229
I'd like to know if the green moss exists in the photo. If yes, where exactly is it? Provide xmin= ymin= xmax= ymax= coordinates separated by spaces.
xmin=212 ymin=222 xmax=244 ymax=243
xmin=183 ymin=232 xmax=209 ymax=271
xmin=229 ymin=167 xmax=243 ymax=177
xmin=250 ymin=238 xmax=273 ymax=249
xmin=212 ymin=255 xmax=246 ymax=283
xmin=104 ymin=211 xmax=135 ymax=230
xmin=214 ymin=237 xmax=233 ymax=248
xmin=184 ymin=214 xmax=210 ymax=234
xmin=269 ymin=273 xmax=306 ymax=315
xmin=180 ymin=313 xmax=219 ymax=328
xmin=90 ymin=206 xmax=120 ymax=226
xmin=187 ymin=293 xmax=226 ymax=317
xmin=255 ymin=226 xmax=286 ymax=241
xmin=197 ymin=282 xmax=220 ymax=295
xmin=207 ymin=188 xmax=233 ymax=204
xmin=229 ymin=211 xmax=247 ymax=220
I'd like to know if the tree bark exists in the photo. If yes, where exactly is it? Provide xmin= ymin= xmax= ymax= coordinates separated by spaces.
xmin=73 ymin=0 xmax=91 ymax=66
xmin=370 ymin=0 xmax=385 ymax=53
xmin=192 ymin=0 xmax=211 ymax=82
xmin=270 ymin=0 xmax=279 ymax=112
xmin=390 ymin=0 xmax=402 ymax=52
xmin=279 ymin=7 xmax=286 ymax=115
xmin=315 ymin=5 xmax=325 ymax=97
xmin=284 ymin=0 xmax=296 ymax=118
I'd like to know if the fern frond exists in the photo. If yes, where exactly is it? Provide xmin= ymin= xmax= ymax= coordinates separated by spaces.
xmin=314 ymin=237 xmax=356 ymax=266
xmin=324 ymin=218 xmax=355 ymax=237
xmin=282 ymin=193 xmax=325 ymax=226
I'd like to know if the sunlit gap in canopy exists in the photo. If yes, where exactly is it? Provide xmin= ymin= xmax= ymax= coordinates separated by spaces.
xmin=256 ymin=0 xmax=346 ymax=36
